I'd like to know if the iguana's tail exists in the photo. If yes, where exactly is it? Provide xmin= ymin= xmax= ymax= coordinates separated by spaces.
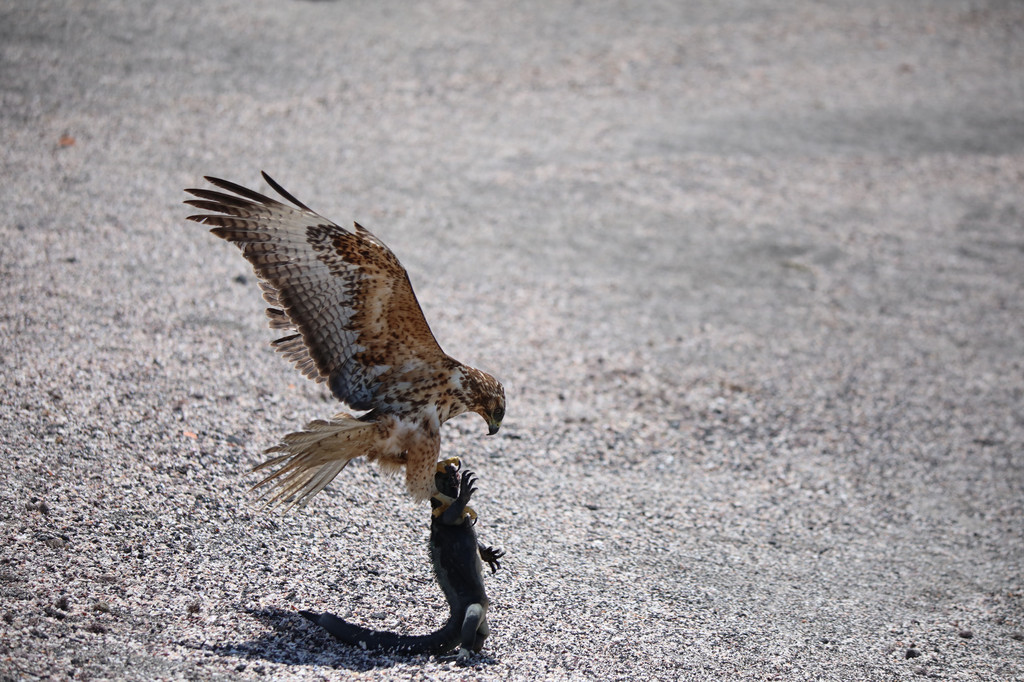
xmin=251 ymin=413 xmax=378 ymax=510
xmin=300 ymin=604 xmax=487 ymax=659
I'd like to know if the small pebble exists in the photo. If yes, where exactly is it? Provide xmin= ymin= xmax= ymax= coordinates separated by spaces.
xmin=44 ymin=606 xmax=66 ymax=620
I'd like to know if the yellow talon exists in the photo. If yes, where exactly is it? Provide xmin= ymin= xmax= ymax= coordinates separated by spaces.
xmin=430 ymin=494 xmax=477 ymax=523
xmin=436 ymin=456 xmax=461 ymax=473
xmin=431 ymin=492 xmax=456 ymax=517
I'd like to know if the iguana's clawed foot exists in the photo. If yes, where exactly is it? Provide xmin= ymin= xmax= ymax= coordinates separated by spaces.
xmin=458 ymin=471 xmax=479 ymax=523
xmin=459 ymin=470 xmax=477 ymax=500
xmin=479 ymin=545 xmax=505 ymax=574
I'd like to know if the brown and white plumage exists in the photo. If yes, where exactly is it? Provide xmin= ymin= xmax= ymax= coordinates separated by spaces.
xmin=184 ymin=172 xmax=505 ymax=509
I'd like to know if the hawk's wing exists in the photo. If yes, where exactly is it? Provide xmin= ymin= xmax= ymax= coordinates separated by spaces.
xmin=185 ymin=172 xmax=450 ymax=412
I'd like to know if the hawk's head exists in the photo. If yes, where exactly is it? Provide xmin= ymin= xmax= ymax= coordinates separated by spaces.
xmin=460 ymin=366 xmax=505 ymax=436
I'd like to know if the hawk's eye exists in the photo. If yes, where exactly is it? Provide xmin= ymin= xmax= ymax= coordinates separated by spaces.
xmin=493 ymin=406 xmax=504 ymax=422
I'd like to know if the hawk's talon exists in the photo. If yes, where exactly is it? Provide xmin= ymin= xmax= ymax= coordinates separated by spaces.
xmin=432 ymin=498 xmax=476 ymax=523
xmin=437 ymin=456 xmax=461 ymax=473
xmin=431 ymin=492 xmax=457 ymax=517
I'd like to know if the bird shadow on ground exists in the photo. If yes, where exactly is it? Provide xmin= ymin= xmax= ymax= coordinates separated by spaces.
xmin=192 ymin=606 xmax=497 ymax=673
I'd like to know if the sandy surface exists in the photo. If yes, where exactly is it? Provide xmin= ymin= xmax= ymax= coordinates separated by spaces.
xmin=2 ymin=1 xmax=1023 ymax=680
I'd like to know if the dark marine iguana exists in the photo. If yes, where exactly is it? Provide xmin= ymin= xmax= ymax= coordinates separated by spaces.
xmin=301 ymin=458 xmax=504 ymax=662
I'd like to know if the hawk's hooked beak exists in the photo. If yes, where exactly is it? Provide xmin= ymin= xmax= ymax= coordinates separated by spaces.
xmin=487 ymin=419 xmax=501 ymax=436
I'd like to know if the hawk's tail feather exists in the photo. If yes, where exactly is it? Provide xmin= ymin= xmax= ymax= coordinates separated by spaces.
xmin=251 ymin=413 xmax=378 ymax=511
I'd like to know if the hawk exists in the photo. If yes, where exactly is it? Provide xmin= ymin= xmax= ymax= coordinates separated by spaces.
xmin=184 ymin=173 xmax=505 ymax=509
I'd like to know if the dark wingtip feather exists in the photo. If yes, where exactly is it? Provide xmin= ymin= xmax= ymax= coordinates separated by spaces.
xmin=270 ymin=333 xmax=303 ymax=347
xmin=184 ymin=199 xmax=232 ymax=213
xmin=261 ymin=171 xmax=313 ymax=212
xmin=200 ymin=176 xmax=281 ymax=206
xmin=185 ymin=188 xmax=258 ymax=208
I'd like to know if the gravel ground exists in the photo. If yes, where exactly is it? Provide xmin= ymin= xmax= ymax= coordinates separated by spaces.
xmin=2 ymin=1 xmax=1023 ymax=680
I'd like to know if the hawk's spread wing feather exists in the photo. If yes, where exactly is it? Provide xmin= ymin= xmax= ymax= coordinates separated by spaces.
xmin=185 ymin=173 xmax=450 ymax=412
